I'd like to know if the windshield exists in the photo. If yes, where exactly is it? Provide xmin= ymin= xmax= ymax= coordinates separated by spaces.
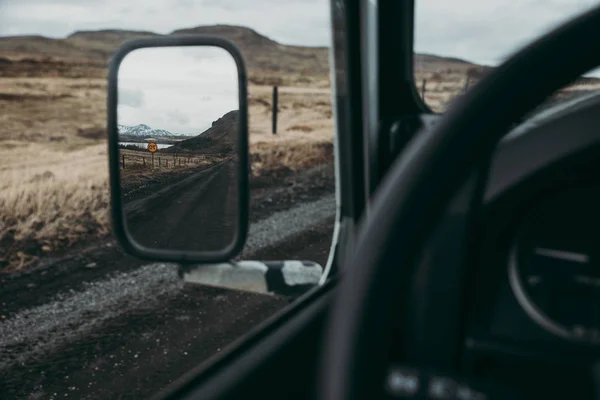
xmin=0 ymin=1 xmax=335 ymax=398
xmin=414 ymin=0 xmax=600 ymax=114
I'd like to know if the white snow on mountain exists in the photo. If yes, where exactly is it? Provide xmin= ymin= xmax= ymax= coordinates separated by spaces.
xmin=118 ymin=124 xmax=189 ymax=137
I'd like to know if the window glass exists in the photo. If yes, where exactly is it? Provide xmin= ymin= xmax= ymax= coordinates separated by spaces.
xmin=0 ymin=0 xmax=334 ymax=398
xmin=415 ymin=0 xmax=600 ymax=113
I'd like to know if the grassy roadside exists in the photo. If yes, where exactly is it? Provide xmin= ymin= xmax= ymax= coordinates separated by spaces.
xmin=0 ymin=143 xmax=110 ymax=271
xmin=4 ymin=65 xmax=595 ymax=272
xmin=0 ymin=76 xmax=334 ymax=273
xmin=0 ymin=146 xmax=333 ymax=273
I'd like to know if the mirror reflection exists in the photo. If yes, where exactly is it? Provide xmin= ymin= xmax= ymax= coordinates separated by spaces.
xmin=117 ymin=46 xmax=240 ymax=253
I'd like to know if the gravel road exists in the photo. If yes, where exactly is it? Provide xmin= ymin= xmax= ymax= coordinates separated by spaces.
xmin=126 ymin=161 xmax=238 ymax=251
xmin=242 ymin=194 xmax=336 ymax=256
xmin=0 ymin=191 xmax=336 ymax=399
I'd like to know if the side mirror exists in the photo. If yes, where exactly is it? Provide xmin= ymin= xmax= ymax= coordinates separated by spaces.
xmin=107 ymin=36 xmax=249 ymax=263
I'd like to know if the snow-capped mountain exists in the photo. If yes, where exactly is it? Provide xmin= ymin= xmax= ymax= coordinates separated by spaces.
xmin=118 ymin=124 xmax=186 ymax=137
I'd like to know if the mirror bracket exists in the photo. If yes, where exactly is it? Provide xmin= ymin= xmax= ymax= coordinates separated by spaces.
xmin=179 ymin=260 xmax=324 ymax=297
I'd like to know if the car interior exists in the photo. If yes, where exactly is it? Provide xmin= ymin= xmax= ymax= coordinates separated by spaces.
xmin=99 ymin=1 xmax=600 ymax=399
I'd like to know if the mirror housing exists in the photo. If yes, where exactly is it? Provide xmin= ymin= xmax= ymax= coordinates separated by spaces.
xmin=107 ymin=36 xmax=249 ymax=264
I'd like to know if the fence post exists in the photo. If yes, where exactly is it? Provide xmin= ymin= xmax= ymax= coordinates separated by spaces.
xmin=421 ymin=78 xmax=427 ymax=101
xmin=151 ymin=153 xmax=154 ymax=169
xmin=158 ymin=157 xmax=161 ymax=168
xmin=272 ymin=85 xmax=278 ymax=134
xmin=463 ymin=76 xmax=470 ymax=93
xmin=143 ymin=158 xmax=145 ymax=168
xmin=122 ymin=154 xmax=125 ymax=169
xmin=166 ymin=159 xmax=169 ymax=168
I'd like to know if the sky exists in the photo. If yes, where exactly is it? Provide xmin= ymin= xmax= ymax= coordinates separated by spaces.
xmin=1 ymin=0 xmax=597 ymax=65
xmin=1 ymin=0 xmax=600 ymax=130
xmin=0 ymin=0 xmax=332 ymax=46
xmin=118 ymin=46 xmax=238 ymax=134
xmin=414 ymin=0 xmax=599 ymax=66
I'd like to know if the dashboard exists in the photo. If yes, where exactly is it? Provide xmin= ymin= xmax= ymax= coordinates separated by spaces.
xmin=508 ymin=184 xmax=600 ymax=344
xmin=420 ymin=92 xmax=600 ymax=398
xmin=468 ymin=91 xmax=600 ymax=352
xmin=393 ymin=92 xmax=600 ymax=399
xmin=471 ymin=178 xmax=600 ymax=350
xmin=463 ymin=164 xmax=600 ymax=398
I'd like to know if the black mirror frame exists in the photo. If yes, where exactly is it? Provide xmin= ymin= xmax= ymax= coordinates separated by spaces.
xmin=107 ymin=35 xmax=249 ymax=264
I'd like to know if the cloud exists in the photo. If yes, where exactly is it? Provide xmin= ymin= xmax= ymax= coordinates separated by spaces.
xmin=0 ymin=0 xmax=331 ymax=46
xmin=166 ymin=110 xmax=190 ymax=127
xmin=2 ymin=0 xmax=599 ymax=75
xmin=119 ymin=88 xmax=144 ymax=107
xmin=117 ymin=46 xmax=238 ymax=133
xmin=414 ymin=0 xmax=598 ymax=66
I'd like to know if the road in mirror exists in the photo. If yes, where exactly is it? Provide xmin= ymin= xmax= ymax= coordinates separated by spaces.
xmin=117 ymin=46 xmax=240 ymax=253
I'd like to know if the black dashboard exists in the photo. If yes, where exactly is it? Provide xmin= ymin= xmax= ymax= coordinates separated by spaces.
xmin=462 ymin=92 xmax=600 ymax=398
xmin=477 ymin=183 xmax=600 ymax=345
xmin=388 ymin=92 xmax=600 ymax=399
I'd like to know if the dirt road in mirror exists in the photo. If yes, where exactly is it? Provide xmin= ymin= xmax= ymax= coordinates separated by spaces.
xmin=124 ymin=160 xmax=239 ymax=252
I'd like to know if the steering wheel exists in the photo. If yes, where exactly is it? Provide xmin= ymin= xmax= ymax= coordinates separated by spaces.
xmin=320 ymin=6 xmax=600 ymax=400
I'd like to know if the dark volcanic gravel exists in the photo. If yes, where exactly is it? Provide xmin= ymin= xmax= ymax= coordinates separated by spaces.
xmin=0 ymin=162 xmax=336 ymax=400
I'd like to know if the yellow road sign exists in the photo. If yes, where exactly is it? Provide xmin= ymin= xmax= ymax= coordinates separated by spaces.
xmin=147 ymin=142 xmax=158 ymax=153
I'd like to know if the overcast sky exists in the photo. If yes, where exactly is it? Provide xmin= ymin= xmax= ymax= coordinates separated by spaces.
xmin=0 ymin=0 xmax=331 ymax=46
xmin=1 ymin=0 xmax=599 ymax=71
xmin=414 ymin=0 xmax=599 ymax=66
xmin=118 ymin=46 xmax=238 ymax=134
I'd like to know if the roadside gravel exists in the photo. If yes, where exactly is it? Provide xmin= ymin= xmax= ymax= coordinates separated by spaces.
xmin=0 ymin=193 xmax=335 ymax=374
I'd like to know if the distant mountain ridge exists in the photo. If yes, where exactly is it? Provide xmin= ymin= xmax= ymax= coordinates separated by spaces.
xmin=4 ymin=26 xmax=599 ymax=87
xmin=0 ymin=25 xmax=328 ymax=78
xmin=0 ymin=24 xmax=484 ymax=82
xmin=118 ymin=124 xmax=190 ymax=138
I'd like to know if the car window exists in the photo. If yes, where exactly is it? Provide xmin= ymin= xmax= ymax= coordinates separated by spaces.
xmin=0 ymin=1 xmax=334 ymax=398
xmin=414 ymin=0 xmax=600 ymax=114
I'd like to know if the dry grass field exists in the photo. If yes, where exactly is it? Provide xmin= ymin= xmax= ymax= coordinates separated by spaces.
xmin=2 ymin=25 xmax=598 ymax=272
xmin=0 ymin=143 xmax=109 ymax=270
xmin=0 ymin=64 xmax=333 ymax=272
xmin=414 ymin=55 xmax=600 ymax=112
xmin=247 ymin=85 xmax=334 ymax=174
xmin=118 ymin=148 xmax=224 ymax=170
xmin=119 ymin=148 xmax=229 ymax=191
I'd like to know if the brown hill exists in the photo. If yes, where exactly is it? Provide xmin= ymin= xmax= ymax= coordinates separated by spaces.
xmin=65 ymin=29 xmax=158 ymax=61
xmin=415 ymin=53 xmax=474 ymax=69
xmin=10 ymin=25 xmax=578 ymax=86
xmin=1 ymin=25 xmax=488 ymax=85
xmin=0 ymin=35 xmax=97 ymax=60
xmin=0 ymin=30 xmax=157 ymax=62
xmin=0 ymin=25 xmax=329 ymax=84
xmin=172 ymin=25 xmax=329 ymax=79
xmin=165 ymin=110 xmax=238 ymax=154
xmin=414 ymin=53 xmax=494 ymax=77
xmin=0 ymin=29 xmax=158 ymax=78
xmin=172 ymin=25 xmax=280 ymax=52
